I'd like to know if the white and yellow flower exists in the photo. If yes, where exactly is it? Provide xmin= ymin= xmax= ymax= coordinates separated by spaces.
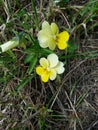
xmin=38 ymin=21 xmax=70 ymax=50
xmin=36 ymin=53 xmax=65 ymax=82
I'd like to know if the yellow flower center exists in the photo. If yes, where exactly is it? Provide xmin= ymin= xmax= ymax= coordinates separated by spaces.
xmin=36 ymin=66 xmax=51 ymax=82
xmin=41 ymin=69 xmax=51 ymax=82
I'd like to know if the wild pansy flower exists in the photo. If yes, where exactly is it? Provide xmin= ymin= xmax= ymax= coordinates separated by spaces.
xmin=38 ymin=21 xmax=69 ymax=50
xmin=36 ymin=53 xmax=65 ymax=82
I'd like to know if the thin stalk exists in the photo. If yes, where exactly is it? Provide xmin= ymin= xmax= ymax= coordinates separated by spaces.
xmin=31 ymin=0 xmax=40 ymax=30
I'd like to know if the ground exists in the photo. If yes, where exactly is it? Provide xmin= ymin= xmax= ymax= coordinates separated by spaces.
xmin=0 ymin=0 xmax=98 ymax=130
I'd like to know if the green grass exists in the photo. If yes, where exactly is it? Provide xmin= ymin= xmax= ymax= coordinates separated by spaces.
xmin=0 ymin=0 xmax=98 ymax=129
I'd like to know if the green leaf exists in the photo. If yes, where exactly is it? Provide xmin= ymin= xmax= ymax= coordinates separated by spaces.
xmin=64 ymin=0 xmax=69 ymax=3
xmin=24 ymin=53 xmax=35 ymax=64
xmin=28 ymin=55 xmax=38 ymax=74
xmin=40 ymin=48 xmax=54 ymax=55
xmin=6 ymin=50 xmax=17 ymax=61
xmin=67 ymin=38 xmax=78 ymax=54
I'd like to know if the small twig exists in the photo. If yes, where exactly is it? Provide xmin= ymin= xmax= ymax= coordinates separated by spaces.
xmin=54 ymin=8 xmax=70 ymax=29
xmin=48 ymin=82 xmax=67 ymax=116
xmin=65 ymin=91 xmax=83 ymax=130
xmin=87 ymin=120 xmax=98 ymax=130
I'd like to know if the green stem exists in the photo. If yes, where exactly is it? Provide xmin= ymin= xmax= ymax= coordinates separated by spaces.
xmin=31 ymin=0 xmax=40 ymax=30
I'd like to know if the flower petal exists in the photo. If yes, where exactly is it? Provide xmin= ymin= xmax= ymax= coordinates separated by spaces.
xmin=51 ymin=23 xmax=59 ymax=35
xmin=55 ymin=62 xmax=65 ymax=74
xmin=42 ymin=21 xmax=50 ymax=29
xmin=48 ymin=38 xmax=56 ymax=50
xmin=38 ymin=29 xmax=52 ymax=48
xmin=36 ymin=66 xmax=45 ymax=75
xmin=40 ymin=58 xmax=49 ymax=68
xmin=57 ymin=31 xmax=69 ymax=41
xmin=57 ymin=42 xmax=68 ymax=50
xmin=50 ymin=69 xmax=57 ymax=80
xmin=41 ymin=72 xmax=50 ymax=82
xmin=56 ymin=31 xmax=69 ymax=50
xmin=47 ymin=53 xmax=59 ymax=68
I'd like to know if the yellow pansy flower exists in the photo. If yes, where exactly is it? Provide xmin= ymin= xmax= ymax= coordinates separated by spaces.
xmin=36 ymin=53 xmax=65 ymax=82
xmin=38 ymin=21 xmax=69 ymax=50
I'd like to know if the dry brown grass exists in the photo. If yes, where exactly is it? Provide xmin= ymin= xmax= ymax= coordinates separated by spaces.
xmin=0 ymin=0 xmax=98 ymax=130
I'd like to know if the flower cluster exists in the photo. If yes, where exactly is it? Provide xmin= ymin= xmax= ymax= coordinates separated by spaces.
xmin=0 ymin=20 xmax=70 ymax=83
xmin=36 ymin=21 xmax=70 ymax=82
